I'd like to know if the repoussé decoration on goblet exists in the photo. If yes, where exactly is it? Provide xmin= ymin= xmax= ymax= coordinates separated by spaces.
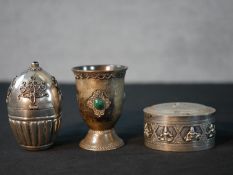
xmin=72 ymin=65 xmax=127 ymax=151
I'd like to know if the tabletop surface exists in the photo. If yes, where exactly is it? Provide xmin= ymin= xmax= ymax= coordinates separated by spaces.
xmin=0 ymin=83 xmax=233 ymax=175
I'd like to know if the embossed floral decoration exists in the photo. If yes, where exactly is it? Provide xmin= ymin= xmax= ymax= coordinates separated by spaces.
xmin=87 ymin=89 xmax=111 ymax=117
xmin=18 ymin=76 xmax=48 ymax=109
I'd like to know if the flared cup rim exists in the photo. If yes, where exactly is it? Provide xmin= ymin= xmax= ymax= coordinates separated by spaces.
xmin=72 ymin=64 xmax=128 ymax=73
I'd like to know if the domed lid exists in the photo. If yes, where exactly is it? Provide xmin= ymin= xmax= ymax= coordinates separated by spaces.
xmin=143 ymin=102 xmax=216 ymax=117
xmin=6 ymin=61 xmax=62 ymax=115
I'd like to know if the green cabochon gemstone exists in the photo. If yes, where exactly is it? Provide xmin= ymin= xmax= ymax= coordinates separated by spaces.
xmin=94 ymin=98 xmax=105 ymax=110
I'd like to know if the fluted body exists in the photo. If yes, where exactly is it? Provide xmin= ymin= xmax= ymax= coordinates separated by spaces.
xmin=6 ymin=62 xmax=62 ymax=150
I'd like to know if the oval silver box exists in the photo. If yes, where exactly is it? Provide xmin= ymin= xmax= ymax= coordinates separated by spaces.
xmin=6 ymin=62 xmax=62 ymax=150
xmin=144 ymin=102 xmax=216 ymax=152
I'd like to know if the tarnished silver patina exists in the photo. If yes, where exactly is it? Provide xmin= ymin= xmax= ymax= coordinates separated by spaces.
xmin=72 ymin=65 xmax=127 ymax=151
xmin=144 ymin=102 xmax=216 ymax=152
xmin=6 ymin=61 xmax=62 ymax=151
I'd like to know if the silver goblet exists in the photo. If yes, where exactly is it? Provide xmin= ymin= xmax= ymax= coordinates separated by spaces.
xmin=72 ymin=65 xmax=127 ymax=151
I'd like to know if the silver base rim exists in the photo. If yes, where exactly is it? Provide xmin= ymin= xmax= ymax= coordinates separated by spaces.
xmin=144 ymin=141 xmax=215 ymax=152
xmin=20 ymin=143 xmax=53 ymax=151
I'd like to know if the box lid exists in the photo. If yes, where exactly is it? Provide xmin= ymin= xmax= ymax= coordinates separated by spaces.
xmin=143 ymin=102 xmax=216 ymax=117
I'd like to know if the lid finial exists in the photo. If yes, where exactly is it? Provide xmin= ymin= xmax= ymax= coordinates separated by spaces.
xmin=29 ymin=61 xmax=41 ymax=71
xmin=31 ymin=61 xmax=39 ymax=67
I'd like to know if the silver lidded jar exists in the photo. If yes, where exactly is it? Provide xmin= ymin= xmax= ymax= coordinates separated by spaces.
xmin=144 ymin=102 xmax=216 ymax=152
xmin=6 ymin=61 xmax=62 ymax=150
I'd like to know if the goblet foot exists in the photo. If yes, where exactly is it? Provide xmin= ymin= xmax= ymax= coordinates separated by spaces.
xmin=20 ymin=143 xmax=53 ymax=151
xmin=79 ymin=129 xmax=124 ymax=151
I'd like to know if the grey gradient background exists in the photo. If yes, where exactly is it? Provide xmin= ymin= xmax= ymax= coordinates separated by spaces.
xmin=0 ymin=0 xmax=233 ymax=83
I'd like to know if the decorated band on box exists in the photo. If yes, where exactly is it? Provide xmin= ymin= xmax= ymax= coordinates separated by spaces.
xmin=144 ymin=102 xmax=216 ymax=152
xmin=6 ymin=61 xmax=62 ymax=150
